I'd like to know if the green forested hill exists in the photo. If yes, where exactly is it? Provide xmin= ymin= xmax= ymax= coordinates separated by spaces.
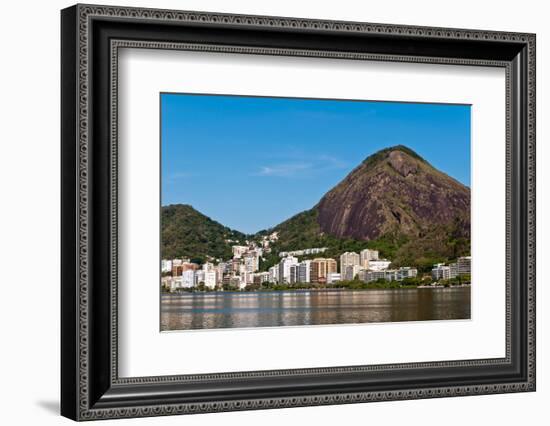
xmin=161 ymin=204 xmax=247 ymax=262
xmin=257 ymin=208 xmax=468 ymax=273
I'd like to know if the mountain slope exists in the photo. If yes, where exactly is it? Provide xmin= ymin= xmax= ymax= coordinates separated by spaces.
xmin=161 ymin=204 xmax=247 ymax=261
xmin=266 ymin=146 xmax=470 ymax=271
xmin=316 ymin=145 xmax=470 ymax=241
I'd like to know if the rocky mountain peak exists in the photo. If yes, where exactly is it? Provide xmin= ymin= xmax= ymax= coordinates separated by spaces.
xmin=387 ymin=149 xmax=419 ymax=177
xmin=316 ymin=145 xmax=470 ymax=241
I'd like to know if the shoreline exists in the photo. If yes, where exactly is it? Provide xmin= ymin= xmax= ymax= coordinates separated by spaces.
xmin=162 ymin=284 xmax=471 ymax=295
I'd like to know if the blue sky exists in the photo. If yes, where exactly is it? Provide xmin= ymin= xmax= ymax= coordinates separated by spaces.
xmin=161 ymin=93 xmax=471 ymax=234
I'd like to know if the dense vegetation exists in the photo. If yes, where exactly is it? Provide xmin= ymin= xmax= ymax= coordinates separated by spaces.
xmin=161 ymin=204 xmax=247 ymax=261
xmin=358 ymin=144 xmax=427 ymax=170
xmin=256 ymin=208 xmax=469 ymax=273
xmin=162 ymin=204 xmax=470 ymax=273
xmin=167 ymin=276 xmax=470 ymax=293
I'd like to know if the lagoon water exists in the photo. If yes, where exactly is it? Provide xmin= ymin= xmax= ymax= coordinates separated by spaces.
xmin=160 ymin=287 xmax=470 ymax=331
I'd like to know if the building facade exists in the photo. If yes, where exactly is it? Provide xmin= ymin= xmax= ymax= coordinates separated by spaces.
xmin=278 ymin=256 xmax=299 ymax=284
xmin=457 ymin=256 xmax=471 ymax=276
xmin=396 ymin=267 xmax=418 ymax=280
xmin=310 ymin=258 xmax=337 ymax=284
xmin=326 ymin=272 xmax=341 ymax=284
xmin=161 ymin=259 xmax=172 ymax=274
xmin=431 ymin=263 xmax=451 ymax=280
xmin=367 ymin=259 xmax=391 ymax=271
xmin=297 ymin=260 xmax=311 ymax=283
xmin=232 ymin=245 xmax=248 ymax=258
xmin=340 ymin=252 xmax=361 ymax=274
xmin=204 ymin=271 xmax=217 ymax=289
xmin=360 ymin=248 xmax=379 ymax=267
xmin=252 ymin=272 xmax=271 ymax=285
xmin=344 ymin=264 xmax=364 ymax=281
xmin=243 ymin=252 xmax=259 ymax=273
xmin=181 ymin=270 xmax=196 ymax=288
xmin=268 ymin=265 xmax=279 ymax=283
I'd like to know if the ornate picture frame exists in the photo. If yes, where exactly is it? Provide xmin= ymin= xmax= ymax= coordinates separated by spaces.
xmin=61 ymin=4 xmax=535 ymax=421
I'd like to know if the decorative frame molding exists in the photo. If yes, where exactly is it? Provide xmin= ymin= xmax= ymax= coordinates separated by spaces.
xmin=61 ymin=4 xmax=535 ymax=421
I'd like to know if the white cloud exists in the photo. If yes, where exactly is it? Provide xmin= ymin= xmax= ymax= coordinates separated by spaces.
xmin=256 ymin=163 xmax=312 ymax=177
xmin=254 ymin=155 xmax=348 ymax=178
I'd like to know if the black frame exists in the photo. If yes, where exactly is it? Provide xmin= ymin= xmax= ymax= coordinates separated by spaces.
xmin=61 ymin=4 xmax=536 ymax=421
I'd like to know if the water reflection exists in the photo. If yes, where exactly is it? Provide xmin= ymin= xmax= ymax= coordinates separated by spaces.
xmin=160 ymin=288 xmax=471 ymax=331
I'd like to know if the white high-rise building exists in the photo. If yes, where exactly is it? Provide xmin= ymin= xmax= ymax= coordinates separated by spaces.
xmin=232 ymin=245 xmax=249 ymax=258
xmin=204 ymin=271 xmax=216 ymax=289
xmin=223 ymin=261 xmax=233 ymax=273
xmin=289 ymin=265 xmax=299 ymax=284
xmin=181 ymin=270 xmax=195 ymax=288
xmin=195 ymin=270 xmax=205 ymax=286
xmin=431 ymin=264 xmax=451 ymax=280
xmin=360 ymin=248 xmax=379 ymax=268
xmin=344 ymin=264 xmax=363 ymax=281
xmin=243 ymin=252 xmax=259 ymax=273
xmin=161 ymin=259 xmax=173 ymax=273
xmin=238 ymin=263 xmax=247 ymax=275
xmin=278 ymin=256 xmax=299 ymax=284
xmin=247 ymin=271 xmax=255 ymax=284
xmin=268 ymin=265 xmax=279 ymax=283
xmin=457 ymin=256 xmax=471 ymax=276
xmin=202 ymin=262 xmax=215 ymax=272
xmin=339 ymin=252 xmax=360 ymax=273
xmin=297 ymin=260 xmax=311 ymax=283
xmin=215 ymin=263 xmax=227 ymax=286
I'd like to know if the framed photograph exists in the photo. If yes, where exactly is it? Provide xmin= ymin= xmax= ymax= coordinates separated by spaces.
xmin=61 ymin=4 xmax=536 ymax=421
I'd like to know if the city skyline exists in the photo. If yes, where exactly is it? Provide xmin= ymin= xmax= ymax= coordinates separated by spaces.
xmin=161 ymin=93 xmax=471 ymax=234
xmin=161 ymin=237 xmax=471 ymax=292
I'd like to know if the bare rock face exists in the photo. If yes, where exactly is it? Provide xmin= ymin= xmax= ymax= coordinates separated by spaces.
xmin=388 ymin=150 xmax=418 ymax=177
xmin=316 ymin=145 xmax=470 ymax=241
